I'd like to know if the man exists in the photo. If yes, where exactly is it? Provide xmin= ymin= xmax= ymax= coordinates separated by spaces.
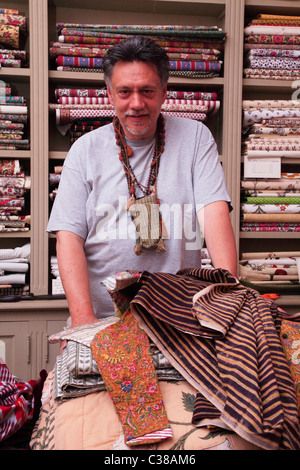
xmin=47 ymin=36 xmax=237 ymax=327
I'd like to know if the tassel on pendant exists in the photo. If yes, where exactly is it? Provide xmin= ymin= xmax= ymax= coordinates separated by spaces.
xmin=156 ymin=238 xmax=166 ymax=253
xmin=126 ymin=182 xmax=136 ymax=210
xmin=125 ymin=196 xmax=135 ymax=211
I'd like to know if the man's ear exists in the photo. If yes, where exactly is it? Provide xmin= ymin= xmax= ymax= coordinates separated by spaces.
xmin=107 ymin=85 xmax=114 ymax=104
xmin=161 ymin=83 xmax=168 ymax=103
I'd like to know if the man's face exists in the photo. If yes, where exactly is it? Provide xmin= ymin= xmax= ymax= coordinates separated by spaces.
xmin=107 ymin=60 xmax=167 ymax=140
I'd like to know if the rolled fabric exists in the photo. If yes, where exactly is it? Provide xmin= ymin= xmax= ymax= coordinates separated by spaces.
xmin=0 ymin=24 xmax=19 ymax=49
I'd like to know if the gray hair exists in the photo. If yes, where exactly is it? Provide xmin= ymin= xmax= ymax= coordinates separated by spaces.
xmin=103 ymin=36 xmax=170 ymax=88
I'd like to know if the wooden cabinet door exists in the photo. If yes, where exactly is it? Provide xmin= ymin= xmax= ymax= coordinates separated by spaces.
xmin=0 ymin=321 xmax=30 ymax=380
xmin=46 ymin=320 xmax=67 ymax=372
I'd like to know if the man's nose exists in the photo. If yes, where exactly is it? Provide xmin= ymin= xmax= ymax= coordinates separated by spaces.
xmin=130 ymin=92 xmax=144 ymax=109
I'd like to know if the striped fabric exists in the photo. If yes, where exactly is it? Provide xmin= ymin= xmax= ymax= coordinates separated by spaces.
xmin=54 ymin=347 xmax=106 ymax=401
xmin=65 ymin=340 xmax=99 ymax=376
xmin=129 ymin=268 xmax=300 ymax=450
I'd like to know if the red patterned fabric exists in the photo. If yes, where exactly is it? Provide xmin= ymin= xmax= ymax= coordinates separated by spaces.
xmin=0 ymin=363 xmax=44 ymax=443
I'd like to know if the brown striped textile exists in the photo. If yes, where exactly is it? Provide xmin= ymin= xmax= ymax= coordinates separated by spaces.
xmin=128 ymin=268 xmax=300 ymax=450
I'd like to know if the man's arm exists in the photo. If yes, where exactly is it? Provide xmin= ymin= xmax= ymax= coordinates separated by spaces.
xmin=197 ymin=200 xmax=238 ymax=278
xmin=56 ymin=230 xmax=97 ymax=327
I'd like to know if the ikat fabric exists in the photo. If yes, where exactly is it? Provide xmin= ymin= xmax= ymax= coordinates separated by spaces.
xmin=0 ymin=363 xmax=39 ymax=443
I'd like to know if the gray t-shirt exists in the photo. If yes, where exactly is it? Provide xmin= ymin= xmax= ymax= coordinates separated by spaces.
xmin=47 ymin=115 xmax=231 ymax=318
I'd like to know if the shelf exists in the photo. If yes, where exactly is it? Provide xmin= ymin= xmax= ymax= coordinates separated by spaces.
xmin=0 ymin=298 xmax=68 ymax=311
xmin=49 ymin=70 xmax=224 ymax=88
xmin=241 ymin=156 xmax=300 ymax=165
xmin=0 ymin=68 xmax=30 ymax=78
xmin=245 ymin=0 xmax=299 ymax=10
xmin=240 ymin=232 xmax=300 ymax=239
xmin=49 ymin=70 xmax=105 ymax=84
xmin=168 ymin=77 xmax=224 ymax=88
xmin=241 ymin=0 xmax=300 ymax=270
xmin=50 ymin=0 xmax=226 ymax=16
xmin=0 ymin=231 xmax=30 ymax=239
xmin=0 ymin=150 xmax=31 ymax=158
xmin=243 ymin=78 xmax=298 ymax=93
xmin=49 ymin=150 xmax=67 ymax=160
xmin=275 ymin=296 xmax=300 ymax=308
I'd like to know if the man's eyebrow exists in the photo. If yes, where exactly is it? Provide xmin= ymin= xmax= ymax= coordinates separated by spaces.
xmin=116 ymin=84 xmax=156 ymax=91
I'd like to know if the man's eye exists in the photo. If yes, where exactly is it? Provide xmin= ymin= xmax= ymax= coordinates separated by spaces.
xmin=119 ymin=90 xmax=129 ymax=96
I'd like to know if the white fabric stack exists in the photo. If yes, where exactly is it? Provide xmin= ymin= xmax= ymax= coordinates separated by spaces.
xmin=0 ymin=243 xmax=30 ymax=294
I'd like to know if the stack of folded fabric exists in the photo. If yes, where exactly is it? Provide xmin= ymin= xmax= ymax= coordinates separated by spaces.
xmin=52 ymin=87 xmax=114 ymax=140
xmin=0 ymin=243 xmax=30 ymax=296
xmin=241 ymin=99 xmax=300 ymax=232
xmin=239 ymin=250 xmax=300 ymax=294
xmin=241 ymin=173 xmax=300 ymax=232
xmin=0 ymin=82 xmax=29 ymax=149
xmin=0 ymin=8 xmax=27 ymax=67
xmin=162 ymin=88 xmax=220 ymax=121
xmin=243 ymin=99 xmax=300 ymax=139
xmin=51 ymin=86 xmax=220 ymax=138
xmin=0 ymin=159 xmax=30 ymax=232
xmin=200 ymin=247 xmax=213 ymax=269
xmin=50 ymin=23 xmax=225 ymax=78
xmin=50 ymin=255 xmax=65 ymax=295
xmin=69 ymin=117 xmax=112 ymax=144
xmin=49 ymin=165 xmax=62 ymax=202
xmin=49 ymin=167 xmax=65 ymax=296
xmin=244 ymin=14 xmax=300 ymax=80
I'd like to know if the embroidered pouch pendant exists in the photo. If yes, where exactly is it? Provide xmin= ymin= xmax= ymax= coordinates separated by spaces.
xmin=128 ymin=194 xmax=166 ymax=255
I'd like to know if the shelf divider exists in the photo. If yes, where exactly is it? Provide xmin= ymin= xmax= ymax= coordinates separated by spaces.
xmin=29 ymin=0 xmax=50 ymax=295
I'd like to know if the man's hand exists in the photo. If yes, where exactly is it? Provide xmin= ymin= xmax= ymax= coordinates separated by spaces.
xmin=70 ymin=314 xmax=99 ymax=328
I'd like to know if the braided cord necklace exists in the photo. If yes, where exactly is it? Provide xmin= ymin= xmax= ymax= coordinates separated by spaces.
xmin=113 ymin=114 xmax=167 ymax=254
xmin=113 ymin=113 xmax=165 ymax=207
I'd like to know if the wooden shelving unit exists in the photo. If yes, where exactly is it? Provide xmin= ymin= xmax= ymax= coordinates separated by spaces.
xmin=240 ymin=0 xmax=300 ymax=310
xmin=0 ymin=0 xmax=299 ymax=380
